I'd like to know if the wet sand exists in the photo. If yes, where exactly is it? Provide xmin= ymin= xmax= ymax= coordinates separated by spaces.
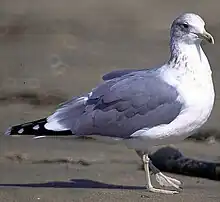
xmin=1 ymin=136 xmax=220 ymax=202
xmin=1 ymin=0 xmax=220 ymax=201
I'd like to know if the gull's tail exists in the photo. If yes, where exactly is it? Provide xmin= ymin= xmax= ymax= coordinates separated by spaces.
xmin=4 ymin=95 xmax=88 ymax=138
xmin=4 ymin=118 xmax=72 ymax=138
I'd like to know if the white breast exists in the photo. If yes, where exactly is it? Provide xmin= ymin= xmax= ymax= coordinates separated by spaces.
xmin=127 ymin=45 xmax=215 ymax=150
xmin=160 ymin=45 xmax=214 ymax=137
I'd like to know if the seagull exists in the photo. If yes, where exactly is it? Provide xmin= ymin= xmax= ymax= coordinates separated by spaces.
xmin=4 ymin=13 xmax=215 ymax=194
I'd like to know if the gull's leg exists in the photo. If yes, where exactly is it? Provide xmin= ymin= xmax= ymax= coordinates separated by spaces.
xmin=136 ymin=150 xmax=182 ymax=189
xmin=149 ymin=160 xmax=182 ymax=189
xmin=142 ymin=153 xmax=179 ymax=194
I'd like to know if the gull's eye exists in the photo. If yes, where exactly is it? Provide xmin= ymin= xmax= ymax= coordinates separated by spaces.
xmin=181 ymin=23 xmax=189 ymax=29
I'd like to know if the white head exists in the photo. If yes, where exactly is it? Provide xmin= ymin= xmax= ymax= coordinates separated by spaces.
xmin=170 ymin=13 xmax=214 ymax=45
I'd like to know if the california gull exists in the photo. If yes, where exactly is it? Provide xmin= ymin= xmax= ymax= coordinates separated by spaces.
xmin=5 ymin=13 xmax=215 ymax=194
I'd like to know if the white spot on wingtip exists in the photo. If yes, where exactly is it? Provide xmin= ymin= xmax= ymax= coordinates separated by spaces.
xmin=33 ymin=136 xmax=46 ymax=139
xmin=4 ymin=127 xmax=12 ymax=136
xmin=44 ymin=121 xmax=69 ymax=131
xmin=33 ymin=124 xmax=40 ymax=130
xmin=18 ymin=128 xmax=24 ymax=134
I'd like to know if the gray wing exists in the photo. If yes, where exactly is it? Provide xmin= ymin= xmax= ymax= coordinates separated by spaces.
xmin=102 ymin=69 xmax=144 ymax=81
xmin=73 ymin=71 xmax=183 ymax=138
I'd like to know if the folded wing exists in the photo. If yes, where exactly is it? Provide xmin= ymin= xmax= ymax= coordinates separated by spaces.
xmin=73 ymin=71 xmax=183 ymax=138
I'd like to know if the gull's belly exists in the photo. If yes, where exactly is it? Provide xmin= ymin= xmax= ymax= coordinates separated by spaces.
xmin=125 ymin=103 xmax=213 ymax=150
xmin=163 ymin=61 xmax=214 ymax=136
xmin=177 ymin=72 xmax=214 ymax=130
xmin=159 ymin=77 xmax=215 ymax=140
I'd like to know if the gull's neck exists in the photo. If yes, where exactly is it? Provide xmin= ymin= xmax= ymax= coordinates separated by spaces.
xmin=163 ymin=36 xmax=214 ymax=109
xmin=168 ymin=38 xmax=211 ymax=74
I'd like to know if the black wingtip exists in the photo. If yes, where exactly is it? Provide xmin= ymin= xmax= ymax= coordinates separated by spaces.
xmin=4 ymin=118 xmax=73 ymax=137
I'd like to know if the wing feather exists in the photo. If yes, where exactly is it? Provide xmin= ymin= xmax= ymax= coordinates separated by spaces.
xmin=74 ymin=71 xmax=182 ymax=138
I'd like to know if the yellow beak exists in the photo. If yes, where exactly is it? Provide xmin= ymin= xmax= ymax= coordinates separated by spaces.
xmin=200 ymin=29 xmax=215 ymax=44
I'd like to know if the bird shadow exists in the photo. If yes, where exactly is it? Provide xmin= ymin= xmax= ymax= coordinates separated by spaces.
xmin=0 ymin=178 xmax=145 ymax=190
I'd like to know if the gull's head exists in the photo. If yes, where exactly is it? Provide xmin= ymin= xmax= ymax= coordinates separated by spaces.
xmin=171 ymin=13 xmax=214 ymax=45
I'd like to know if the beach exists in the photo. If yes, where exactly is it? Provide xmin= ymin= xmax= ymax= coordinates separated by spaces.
xmin=0 ymin=0 xmax=220 ymax=201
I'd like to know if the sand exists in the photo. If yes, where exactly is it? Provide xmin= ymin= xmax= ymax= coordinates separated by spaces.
xmin=0 ymin=0 xmax=220 ymax=201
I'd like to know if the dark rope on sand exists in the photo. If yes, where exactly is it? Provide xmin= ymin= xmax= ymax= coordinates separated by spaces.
xmin=144 ymin=146 xmax=220 ymax=181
